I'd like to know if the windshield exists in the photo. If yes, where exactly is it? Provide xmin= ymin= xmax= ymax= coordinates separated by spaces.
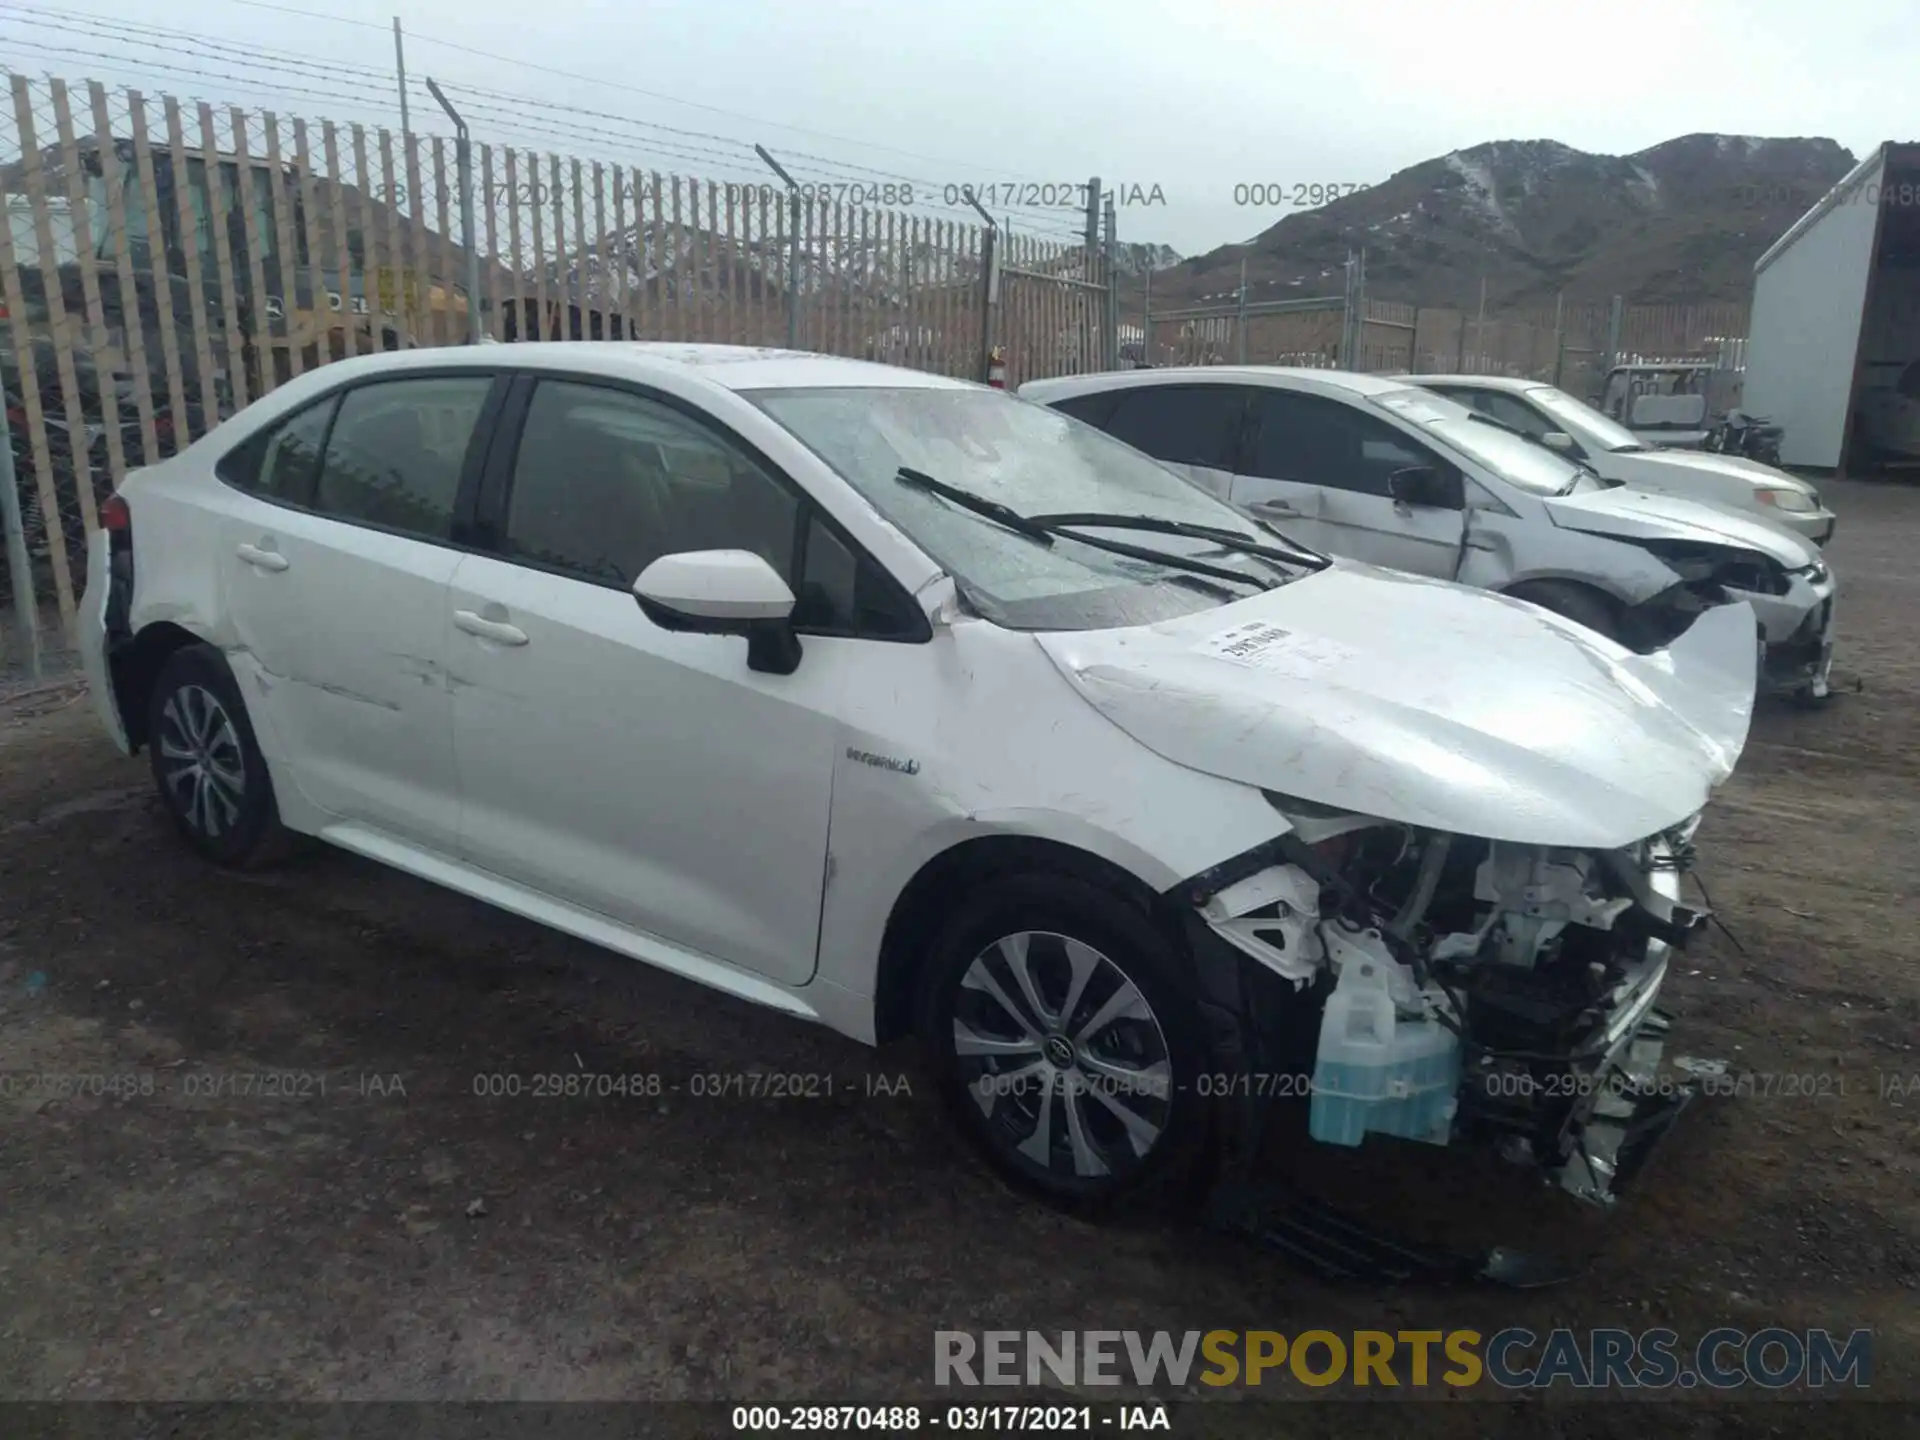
xmin=1524 ymin=385 xmax=1646 ymax=452
xmin=1370 ymin=387 xmax=1595 ymax=497
xmin=752 ymin=385 xmax=1305 ymax=630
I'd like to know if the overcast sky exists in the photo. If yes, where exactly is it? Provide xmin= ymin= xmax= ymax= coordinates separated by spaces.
xmin=8 ymin=0 xmax=1916 ymax=253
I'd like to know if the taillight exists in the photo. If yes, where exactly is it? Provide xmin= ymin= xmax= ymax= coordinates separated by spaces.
xmin=100 ymin=493 xmax=131 ymax=531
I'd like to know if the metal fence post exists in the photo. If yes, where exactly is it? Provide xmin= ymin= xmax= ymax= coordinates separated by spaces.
xmin=1102 ymin=196 xmax=1118 ymax=370
xmin=1354 ymin=247 xmax=1367 ymax=368
xmin=1082 ymin=177 xmax=1101 ymax=371
xmin=1551 ymin=290 xmax=1565 ymax=387
xmin=1604 ymin=294 xmax=1624 ymax=375
xmin=1235 ymin=257 xmax=1248 ymax=365
xmin=1473 ymin=275 xmax=1487 ymax=372
xmin=1338 ymin=251 xmax=1359 ymax=366
xmin=0 ymin=408 xmax=41 ymax=678
xmin=959 ymin=187 xmax=998 ymax=383
xmin=755 ymin=145 xmax=802 ymax=348
xmin=1140 ymin=264 xmax=1151 ymax=367
xmin=425 ymin=80 xmax=481 ymax=345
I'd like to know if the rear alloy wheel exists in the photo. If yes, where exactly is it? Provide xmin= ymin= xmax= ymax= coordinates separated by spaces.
xmin=918 ymin=875 xmax=1208 ymax=1210
xmin=147 ymin=645 xmax=291 ymax=868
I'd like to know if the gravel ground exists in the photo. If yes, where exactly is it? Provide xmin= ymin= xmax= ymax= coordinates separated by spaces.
xmin=2 ymin=479 xmax=1917 ymax=1438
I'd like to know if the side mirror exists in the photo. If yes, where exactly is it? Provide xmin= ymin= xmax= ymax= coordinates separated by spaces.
xmin=1387 ymin=465 xmax=1461 ymax=510
xmin=1541 ymin=430 xmax=1575 ymax=452
xmin=632 ymin=549 xmax=802 ymax=675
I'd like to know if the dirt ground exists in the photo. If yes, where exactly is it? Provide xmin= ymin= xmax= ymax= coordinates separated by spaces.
xmin=2 ymin=480 xmax=1917 ymax=1437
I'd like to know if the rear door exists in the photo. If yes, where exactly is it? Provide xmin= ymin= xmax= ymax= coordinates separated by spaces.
xmin=1094 ymin=383 xmax=1248 ymax=503
xmin=216 ymin=371 xmax=499 ymax=853
xmin=1236 ymin=387 xmax=1465 ymax=577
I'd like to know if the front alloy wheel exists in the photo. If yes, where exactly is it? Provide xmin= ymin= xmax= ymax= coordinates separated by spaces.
xmin=953 ymin=931 xmax=1174 ymax=1184
xmin=919 ymin=873 xmax=1209 ymax=1211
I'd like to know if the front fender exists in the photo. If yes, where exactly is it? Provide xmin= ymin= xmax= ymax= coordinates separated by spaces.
xmin=1453 ymin=506 xmax=1683 ymax=606
xmin=811 ymin=736 xmax=1289 ymax=1010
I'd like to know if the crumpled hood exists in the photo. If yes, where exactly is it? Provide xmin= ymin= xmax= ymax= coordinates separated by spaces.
xmin=1037 ymin=563 xmax=1756 ymax=850
xmin=1546 ymin=485 xmax=1816 ymax=568
xmin=1630 ymin=449 xmax=1822 ymax=498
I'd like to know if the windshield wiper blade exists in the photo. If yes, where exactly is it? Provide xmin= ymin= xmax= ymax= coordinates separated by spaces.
xmin=894 ymin=466 xmax=1053 ymax=545
xmin=1028 ymin=511 xmax=1329 ymax=570
xmin=894 ymin=470 xmax=1270 ymax=591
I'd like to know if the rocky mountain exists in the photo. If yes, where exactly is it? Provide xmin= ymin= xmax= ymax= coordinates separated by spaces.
xmin=1109 ymin=241 xmax=1183 ymax=277
xmin=1143 ymin=133 xmax=1857 ymax=313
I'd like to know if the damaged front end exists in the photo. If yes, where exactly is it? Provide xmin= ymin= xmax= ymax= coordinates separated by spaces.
xmin=1183 ymin=795 xmax=1710 ymax=1210
xmin=1625 ymin=541 xmax=1836 ymax=699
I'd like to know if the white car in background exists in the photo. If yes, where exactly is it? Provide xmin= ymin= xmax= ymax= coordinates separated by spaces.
xmin=1401 ymin=374 xmax=1837 ymax=546
xmin=83 ymin=344 xmax=1748 ymax=1229
xmin=1021 ymin=366 xmax=1837 ymax=702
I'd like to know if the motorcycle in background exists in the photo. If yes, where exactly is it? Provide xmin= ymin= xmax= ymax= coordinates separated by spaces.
xmin=1705 ymin=408 xmax=1785 ymax=466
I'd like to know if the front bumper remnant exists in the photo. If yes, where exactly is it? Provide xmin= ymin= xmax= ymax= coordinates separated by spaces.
xmin=1546 ymin=1010 xmax=1697 ymax=1205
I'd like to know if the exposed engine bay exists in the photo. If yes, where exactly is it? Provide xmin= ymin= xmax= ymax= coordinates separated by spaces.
xmin=1188 ymin=795 xmax=1708 ymax=1208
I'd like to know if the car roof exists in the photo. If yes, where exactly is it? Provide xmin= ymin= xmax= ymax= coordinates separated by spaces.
xmin=1020 ymin=365 xmax=1415 ymax=403
xmin=1399 ymin=374 xmax=1548 ymax=394
xmin=287 ymin=342 xmax=977 ymax=394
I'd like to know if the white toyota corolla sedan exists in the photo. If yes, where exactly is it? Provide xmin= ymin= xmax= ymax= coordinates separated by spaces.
xmin=82 ymin=344 xmax=1755 ymax=1220
xmin=1399 ymin=374 xmax=1837 ymax=545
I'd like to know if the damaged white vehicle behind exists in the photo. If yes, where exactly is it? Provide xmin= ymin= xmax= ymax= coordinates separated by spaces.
xmin=1023 ymin=368 xmax=1837 ymax=704
xmin=83 ymin=347 xmax=1754 ymax=1254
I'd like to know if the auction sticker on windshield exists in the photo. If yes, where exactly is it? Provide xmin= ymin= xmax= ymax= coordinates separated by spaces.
xmin=1196 ymin=621 xmax=1356 ymax=678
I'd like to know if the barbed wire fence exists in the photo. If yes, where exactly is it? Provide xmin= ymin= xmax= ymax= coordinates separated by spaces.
xmin=0 ymin=23 xmax=1122 ymax=670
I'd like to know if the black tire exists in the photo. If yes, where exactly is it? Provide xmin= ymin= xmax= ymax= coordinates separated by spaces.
xmin=1791 ymin=684 xmax=1835 ymax=711
xmin=146 ymin=643 xmax=293 ymax=869
xmin=1506 ymin=579 xmax=1625 ymax=644
xmin=915 ymin=871 xmax=1212 ymax=1213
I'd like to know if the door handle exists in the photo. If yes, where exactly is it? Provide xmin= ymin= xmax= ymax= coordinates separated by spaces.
xmin=453 ymin=609 xmax=529 ymax=646
xmin=235 ymin=542 xmax=289 ymax=572
xmin=1249 ymin=499 xmax=1300 ymax=517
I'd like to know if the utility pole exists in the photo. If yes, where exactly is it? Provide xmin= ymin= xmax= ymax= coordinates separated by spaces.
xmin=393 ymin=18 xmax=411 ymax=137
